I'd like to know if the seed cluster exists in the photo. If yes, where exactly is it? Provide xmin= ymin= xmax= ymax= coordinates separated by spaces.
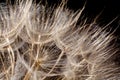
xmin=0 ymin=0 xmax=119 ymax=80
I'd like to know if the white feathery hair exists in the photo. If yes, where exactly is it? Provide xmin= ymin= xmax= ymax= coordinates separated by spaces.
xmin=0 ymin=0 xmax=119 ymax=80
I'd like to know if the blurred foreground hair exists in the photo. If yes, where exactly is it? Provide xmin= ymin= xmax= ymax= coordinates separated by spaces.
xmin=0 ymin=0 xmax=120 ymax=80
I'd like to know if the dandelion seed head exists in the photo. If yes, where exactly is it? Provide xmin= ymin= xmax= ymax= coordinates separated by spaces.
xmin=0 ymin=0 xmax=119 ymax=80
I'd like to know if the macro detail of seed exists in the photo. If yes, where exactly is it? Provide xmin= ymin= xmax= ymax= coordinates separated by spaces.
xmin=0 ymin=0 xmax=120 ymax=80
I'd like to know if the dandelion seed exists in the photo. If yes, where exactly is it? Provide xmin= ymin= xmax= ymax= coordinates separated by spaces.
xmin=0 ymin=0 xmax=119 ymax=80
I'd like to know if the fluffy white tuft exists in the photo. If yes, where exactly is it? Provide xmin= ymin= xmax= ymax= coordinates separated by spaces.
xmin=0 ymin=0 xmax=119 ymax=80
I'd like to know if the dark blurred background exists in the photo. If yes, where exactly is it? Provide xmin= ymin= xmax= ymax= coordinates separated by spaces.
xmin=46 ymin=0 xmax=120 ymax=34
